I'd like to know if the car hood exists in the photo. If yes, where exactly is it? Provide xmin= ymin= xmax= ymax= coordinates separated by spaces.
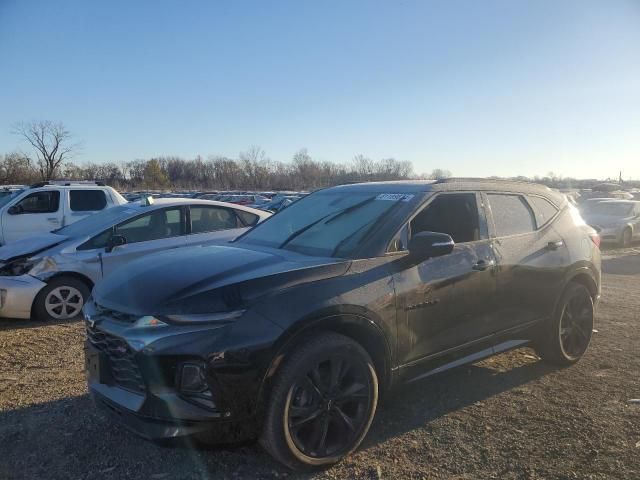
xmin=582 ymin=213 xmax=629 ymax=227
xmin=92 ymin=244 xmax=350 ymax=316
xmin=0 ymin=232 xmax=68 ymax=262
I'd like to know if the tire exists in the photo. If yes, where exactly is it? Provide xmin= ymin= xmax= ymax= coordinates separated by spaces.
xmin=33 ymin=276 xmax=91 ymax=321
xmin=621 ymin=228 xmax=632 ymax=248
xmin=534 ymin=282 xmax=594 ymax=366
xmin=259 ymin=333 xmax=378 ymax=471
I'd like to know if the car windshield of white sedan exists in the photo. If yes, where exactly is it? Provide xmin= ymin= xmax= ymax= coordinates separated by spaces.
xmin=239 ymin=191 xmax=416 ymax=257
xmin=584 ymin=203 xmax=634 ymax=217
xmin=54 ymin=205 xmax=139 ymax=237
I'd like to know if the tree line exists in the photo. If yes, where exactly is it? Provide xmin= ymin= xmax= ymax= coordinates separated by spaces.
xmin=4 ymin=120 xmax=636 ymax=191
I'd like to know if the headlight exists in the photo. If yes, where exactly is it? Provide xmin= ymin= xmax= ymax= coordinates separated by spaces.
xmin=162 ymin=310 xmax=245 ymax=324
xmin=0 ymin=257 xmax=39 ymax=276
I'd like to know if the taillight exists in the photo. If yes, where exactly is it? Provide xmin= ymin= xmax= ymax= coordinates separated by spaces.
xmin=590 ymin=233 xmax=601 ymax=248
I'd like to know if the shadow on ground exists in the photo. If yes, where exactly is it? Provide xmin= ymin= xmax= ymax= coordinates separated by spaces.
xmin=0 ymin=352 xmax=557 ymax=479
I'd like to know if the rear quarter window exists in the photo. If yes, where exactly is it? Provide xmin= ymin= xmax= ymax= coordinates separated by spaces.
xmin=236 ymin=209 xmax=260 ymax=226
xmin=70 ymin=190 xmax=107 ymax=211
xmin=527 ymin=195 xmax=559 ymax=228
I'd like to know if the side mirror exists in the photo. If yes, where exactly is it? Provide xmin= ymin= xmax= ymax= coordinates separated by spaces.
xmin=408 ymin=231 xmax=455 ymax=261
xmin=7 ymin=205 xmax=21 ymax=215
xmin=105 ymin=234 xmax=127 ymax=253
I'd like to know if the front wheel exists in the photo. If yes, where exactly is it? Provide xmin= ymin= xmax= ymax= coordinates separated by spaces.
xmin=260 ymin=333 xmax=378 ymax=471
xmin=33 ymin=276 xmax=90 ymax=321
xmin=534 ymin=282 xmax=594 ymax=366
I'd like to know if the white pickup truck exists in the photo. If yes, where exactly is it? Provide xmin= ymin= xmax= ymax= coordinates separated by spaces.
xmin=0 ymin=181 xmax=127 ymax=245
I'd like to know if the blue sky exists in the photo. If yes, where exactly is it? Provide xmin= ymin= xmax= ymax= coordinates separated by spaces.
xmin=1 ymin=0 xmax=639 ymax=179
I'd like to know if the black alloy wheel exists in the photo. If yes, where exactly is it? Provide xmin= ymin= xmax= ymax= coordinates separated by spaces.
xmin=260 ymin=333 xmax=378 ymax=470
xmin=286 ymin=354 xmax=373 ymax=458
xmin=536 ymin=282 xmax=594 ymax=365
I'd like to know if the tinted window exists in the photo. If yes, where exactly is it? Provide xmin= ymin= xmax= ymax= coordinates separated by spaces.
xmin=411 ymin=193 xmax=481 ymax=243
xmin=70 ymin=190 xmax=107 ymax=211
xmin=190 ymin=206 xmax=239 ymax=233
xmin=527 ymin=196 xmax=558 ymax=228
xmin=115 ymin=207 xmax=184 ymax=244
xmin=487 ymin=194 xmax=535 ymax=237
xmin=236 ymin=209 xmax=259 ymax=227
xmin=15 ymin=191 xmax=60 ymax=213
xmin=77 ymin=228 xmax=113 ymax=251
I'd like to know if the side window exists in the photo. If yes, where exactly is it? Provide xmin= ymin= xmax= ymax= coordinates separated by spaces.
xmin=77 ymin=228 xmax=113 ymax=251
xmin=236 ymin=209 xmax=260 ymax=227
xmin=487 ymin=194 xmax=535 ymax=237
xmin=527 ymin=195 xmax=559 ymax=228
xmin=114 ymin=207 xmax=184 ymax=244
xmin=14 ymin=191 xmax=60 ymax=214
xmin=70 ymin=190 xmax=107 ymax=211
xmin=410 ymin=193 xmax=481 ymax=243
xmin=190 ymin=206 xmax=239 ymax=234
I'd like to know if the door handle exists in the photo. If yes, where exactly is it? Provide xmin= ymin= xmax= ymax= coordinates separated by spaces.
xmin=546 ymin=240 xmax=564 ymax=251
xmin=472 ymin=259 xmax=495 ymax=271
xmin=47 ymin=217 xmax=59 ymax=223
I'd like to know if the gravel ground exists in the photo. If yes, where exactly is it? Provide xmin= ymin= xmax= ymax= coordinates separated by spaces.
xmin=1 ymin=247 xmax=639 ymax=480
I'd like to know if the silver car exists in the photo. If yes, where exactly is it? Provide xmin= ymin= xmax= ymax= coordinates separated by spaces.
xmin=580 ymin=199 xmax=640 ymax=247
xmin=0 ymin=198 xmax=271 ymax=320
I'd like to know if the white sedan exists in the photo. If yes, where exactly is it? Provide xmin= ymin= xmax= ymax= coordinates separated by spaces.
xmin=0 ymin=198 xmax=271 ymax=320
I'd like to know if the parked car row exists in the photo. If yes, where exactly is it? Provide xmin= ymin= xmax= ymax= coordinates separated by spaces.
xmin=77 ymin=179 xmax=601 ymax=470
xmin=120 ymin=189 xmax=308 ymax=213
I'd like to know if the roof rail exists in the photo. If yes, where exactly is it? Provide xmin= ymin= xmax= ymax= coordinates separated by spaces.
xmin=435 ymin=177 xmax=538 ymax=185
xmin=29 ymin=180 xmax=106 ymax=188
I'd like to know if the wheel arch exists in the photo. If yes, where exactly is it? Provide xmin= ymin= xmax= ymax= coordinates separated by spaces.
xmin=255 ymin=308 xmax=394 ymax=423
xmin=565 ymin=268 xmax=598 ymax=302
xmin=43 ymin=271 xmax=95 ymax=290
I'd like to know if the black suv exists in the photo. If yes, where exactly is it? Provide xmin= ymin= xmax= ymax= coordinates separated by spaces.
xmin=84 ymin=179 xmax=601 ymax=470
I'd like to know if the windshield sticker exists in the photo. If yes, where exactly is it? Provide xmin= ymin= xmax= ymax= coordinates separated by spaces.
xmin=375 ymin=193 xmax=414 ymax=202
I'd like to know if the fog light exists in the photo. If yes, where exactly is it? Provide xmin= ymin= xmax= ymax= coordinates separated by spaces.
xmin=178 ymin=363 xmax=217 ymax=410
xmin=179 ymin=363 xmax=207 ymax=393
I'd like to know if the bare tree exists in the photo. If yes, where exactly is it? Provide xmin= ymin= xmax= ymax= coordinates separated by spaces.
xmin=12 ymin=120 xmax=81 ymax=180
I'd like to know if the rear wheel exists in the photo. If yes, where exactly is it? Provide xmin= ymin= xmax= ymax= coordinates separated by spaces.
xmin=33 ymin=276 xmax=90 ymax=321
xmin=535 ymin=282 xmax=594 ymax=366
xmin=260 ymin=333 xmax=378 ymax=471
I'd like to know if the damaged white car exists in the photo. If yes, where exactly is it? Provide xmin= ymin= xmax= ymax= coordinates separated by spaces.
xmin=0 ymin=198 xmax=270 ymax=320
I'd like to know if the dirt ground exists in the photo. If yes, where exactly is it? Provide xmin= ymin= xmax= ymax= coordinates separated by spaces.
xmin=1 ymin=247 xmax=639 ymax=480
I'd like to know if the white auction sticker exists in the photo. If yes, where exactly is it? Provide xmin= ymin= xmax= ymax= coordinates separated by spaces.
xmin=375 ymin=193 xmax=414 ymax=202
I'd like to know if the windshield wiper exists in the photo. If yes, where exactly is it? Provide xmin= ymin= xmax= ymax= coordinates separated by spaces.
xmin=278 ymin=196 xmax=377 ymax=249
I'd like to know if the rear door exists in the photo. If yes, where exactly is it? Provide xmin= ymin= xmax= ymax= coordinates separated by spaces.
xmin=2 ymin=189 xmax=63 ymax=243
xmin=64 ymin=189 xmax=109 ymax=226
xmin=484 ymin=192 xmax=565 ymax=333
xmin=100 ymin=206 xmax=187 ymax=277
xmin=393 ymin=192 xmax=498 ymax=370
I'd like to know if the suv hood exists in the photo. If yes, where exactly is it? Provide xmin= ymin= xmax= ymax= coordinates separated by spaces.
xmin=0 ymin=232 xmax=68 ymax=263
xmin=92 ymin=244 xmax=350 ymax=316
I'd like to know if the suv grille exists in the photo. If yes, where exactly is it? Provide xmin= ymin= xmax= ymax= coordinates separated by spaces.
xmin=86 ymin=323 xmax=145 ymax=394
xmin=94 ymin=303 xmax=139 ymax=324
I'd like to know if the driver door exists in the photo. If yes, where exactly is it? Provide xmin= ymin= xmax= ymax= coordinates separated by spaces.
xmin=100 ymin=206 xmax=187 ymax=278
xmin=2 ymin=190 xmax=63 ymax=243
xmin=393 ymin=192 xmax=498 ymax=378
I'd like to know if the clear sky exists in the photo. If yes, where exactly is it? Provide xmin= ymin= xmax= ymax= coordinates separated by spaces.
xmin=1 ymin=0 xmax=639 ymax=179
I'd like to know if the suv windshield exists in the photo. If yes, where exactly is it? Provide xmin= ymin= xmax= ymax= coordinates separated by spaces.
xmin=238 ymin=191 xmax=418 ymax=258
xmin=0 ymin=190 xmax=24 ymax=208
xmin=54 ymin=205 xmax=138 ymax=237
xmin=583 ymin=202 xmax=634 ymax=217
